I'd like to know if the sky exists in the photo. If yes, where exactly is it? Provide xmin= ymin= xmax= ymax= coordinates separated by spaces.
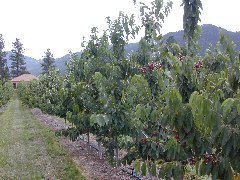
xmin=0 ymin=0 xmax=240 ymax=59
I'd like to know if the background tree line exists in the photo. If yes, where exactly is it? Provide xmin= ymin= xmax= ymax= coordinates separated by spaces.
xmin=0 ymin=35 xmax=55 ymax=82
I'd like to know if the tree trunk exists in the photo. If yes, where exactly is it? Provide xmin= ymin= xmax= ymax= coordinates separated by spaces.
xmin=87 ymin=132 xmax=90 ymax=149
xmin=115 ymin=147 xmax=119 ymax=166
xmin=98 ymin=141 xmax=103 ymax=159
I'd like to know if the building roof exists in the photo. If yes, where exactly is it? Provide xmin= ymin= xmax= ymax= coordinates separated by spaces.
xmin=11 ymin=74 xmax=38 ymax=82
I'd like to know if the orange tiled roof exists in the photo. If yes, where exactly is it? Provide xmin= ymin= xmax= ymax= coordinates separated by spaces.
xmin=11 ymin=74 xmax=38 ymax=82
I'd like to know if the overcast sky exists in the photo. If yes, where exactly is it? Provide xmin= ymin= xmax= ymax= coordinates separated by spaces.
xmin=1 ymin=0 xmax=240 ymax=59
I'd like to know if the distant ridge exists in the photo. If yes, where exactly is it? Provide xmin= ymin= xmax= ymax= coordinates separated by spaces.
xmin=164 ymin=24 xmax=240 ymax=55
xmin=5 ymin=24 xmax=240 ymax=75
xmin=6 ymin=51 xmax=41 ymax=76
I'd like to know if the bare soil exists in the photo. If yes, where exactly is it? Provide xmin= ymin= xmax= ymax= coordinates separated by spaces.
xmin=0 ymin=105 xmax=7 ymax=113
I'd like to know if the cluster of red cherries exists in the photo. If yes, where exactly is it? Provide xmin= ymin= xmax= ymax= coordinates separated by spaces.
xmin=139 ymin=62 xmax=162 ymax=74
xmin=177 ymin=53 xmax=186 ymax=62
xmin=140 ymin=128 xmax=219 ymax=166
xmin=151 ymin=131 xmax=159 ymax=137
xmin=140 ymin=131 xmax=160 ymax=145
xmin=194 ymin=60 xmax=203 ymax=71
xmin=140 ymin=137 xmax=160 ymax=146
xmin=140 ymin=131 xmax=159 ymax=145
xmin=189 ymin=157 xmax=198 ymax=165
xmin=202 ymin=153 xmax=218 ymax=165
xmin=177 ymin=53 xmax=203 ymax=71
xmin=189 ymin=153 xmax=218 ymax=166
xmin=149 ymin=129 xmax=179 ymax=140
xmin=170 ymin=129 xmax=180 ymax=141
xmin=140 ymin=138 xmax=148 ymax=144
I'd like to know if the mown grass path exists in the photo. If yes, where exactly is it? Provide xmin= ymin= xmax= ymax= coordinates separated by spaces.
xmin=0 ymin=99 xmax=85 ymax=179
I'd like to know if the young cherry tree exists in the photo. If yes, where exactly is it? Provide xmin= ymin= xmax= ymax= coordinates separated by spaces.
xmin=59 ymin=29 xmax=113 ymax=157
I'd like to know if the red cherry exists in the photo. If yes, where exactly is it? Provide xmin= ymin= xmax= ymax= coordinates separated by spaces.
xmin=171 ymin=130 xmax=178 ymax=134
xmin=141 ymin=138 xmax=148 ymax=144
xmin=177 ymin=53 xmax=185 ymax=62
xmin=152 ymin=132 xmax=159 ymax=137
xmin=140 ymin=67 xmax=147 ymax=74
xmin=203 ymin=159 xmax=209 ymax=164
xmin=189 ymin=157 xmax=197 ymax=165
xmin=174 ymin=134 xmax=180 ymax=141
xmin=194 ymin=60 xmax=203 ymax=71
xmin=148 ymin=63 xmax=155 ymax=70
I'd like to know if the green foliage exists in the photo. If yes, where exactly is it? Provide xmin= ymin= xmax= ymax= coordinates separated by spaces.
xmin=18 ymin=69 xmax=64 ymax=116
xmin=182 ymin=0 xmax=202 ymax=54
xmin=0 ymin=34 xmax=9 ymax=82
xmin=41 ymin=48 xmax=55 ymax=75
xmin=10 ymin=38 xmax=28 ymax=78
xmin=0 ymin=81 xmax=14 ymax=108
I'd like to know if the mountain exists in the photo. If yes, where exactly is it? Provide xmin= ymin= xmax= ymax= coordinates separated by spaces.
xmin=5 ymin=24 xmax=240 ymax=76
xmin=54 ymin=52 xmax=82 ymax=74
xmin=6 ymin=52 xmax=41 ymax=76
xmin=37 ymin=54 xmax=70 ymax=75
xmin=164 ymin=24 xmax=240 ymax=55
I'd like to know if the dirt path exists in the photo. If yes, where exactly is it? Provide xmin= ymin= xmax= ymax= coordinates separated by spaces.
xmin=0 ymin=99 xmax=85 ymax=179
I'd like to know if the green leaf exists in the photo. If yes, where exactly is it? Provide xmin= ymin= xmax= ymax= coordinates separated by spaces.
xmin=222 ymin=127 xmax=231 ymax=147
xmin=134 ymin=159 xmax=140 ymax=174
xmin=90 ymin=114 xmax=109 ymax=127
xmin=66 ymin=111 xmax=72 ymax=121
xmin=236 ymin=100 xmax=240 ymax=115
xmin=222 ymin=98 xmax=235 ymax=117
xmin=73 ymin=104 xmax=79 ymax=113
xmin=151 ymin=163 xmax=157 ymax=177
xmin=141 ymin=161 xmax=147 ymax=176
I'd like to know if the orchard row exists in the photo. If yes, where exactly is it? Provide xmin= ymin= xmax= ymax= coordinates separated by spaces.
xmin=0 ymin=81 xmax=13 ymax=108
xmin=18 ymin=0 xmax=240 ymax=179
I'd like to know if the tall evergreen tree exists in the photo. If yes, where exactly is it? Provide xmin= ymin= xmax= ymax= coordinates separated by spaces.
xmin=41 ymin=48 xmax=55 ymax=74
xmin=10 ymin=38 xmax=27 ymax=78
xmin=0 ymin=34 xmax=9 ymax=82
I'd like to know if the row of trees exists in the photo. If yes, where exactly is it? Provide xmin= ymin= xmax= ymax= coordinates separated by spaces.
xmin=0 ymin=34 xmax=10 ymax=82
xmin=0 ymin=35 xmax=56 ymax=81
xmin=0 ymin=81 xmax=13 ymax=108
xmin=18 ymin=0 xmax=240 ymax=179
